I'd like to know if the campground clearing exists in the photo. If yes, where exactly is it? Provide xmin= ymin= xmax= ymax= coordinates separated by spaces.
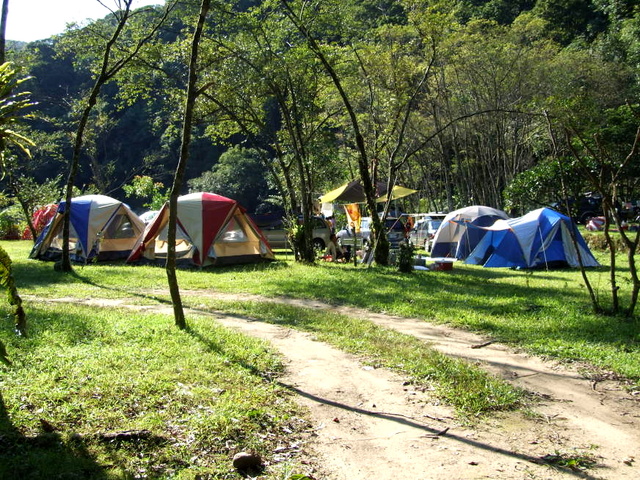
xmin=40 ymin=291 xmax=640 ymax=479
xmin=2 ymin=240 xmax=640 ymax=478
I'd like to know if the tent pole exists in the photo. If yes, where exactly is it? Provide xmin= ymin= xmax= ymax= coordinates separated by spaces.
xmin=353 ymin=226 xmax=358 ymax=266
xmin=538 ymin=227 xmax=548 ymax=270
xmin=461 ymin=221 xmax=471 ymax=259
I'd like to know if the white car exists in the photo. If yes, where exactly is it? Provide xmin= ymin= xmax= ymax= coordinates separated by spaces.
xmin=409 ymin=215 xmax=446 ymax=251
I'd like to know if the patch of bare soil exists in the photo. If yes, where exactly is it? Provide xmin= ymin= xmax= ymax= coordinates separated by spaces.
xmin=46 ymin=292 xmax=640 ymax=479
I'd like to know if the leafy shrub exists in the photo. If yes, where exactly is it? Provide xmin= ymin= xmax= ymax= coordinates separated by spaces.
xmin=284 ymin=216 xmax=305 ymax=260
xmin=0 ymin=205 xmax=26 ymax=240
xmin=398 ymin=241 xmax=415 ymax=273
xmin=583 ymin=232 xmax=630 ymax=253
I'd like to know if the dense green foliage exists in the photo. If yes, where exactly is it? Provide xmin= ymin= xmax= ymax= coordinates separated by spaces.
xmin=3 ymin=0 xmax=638 ymax=217
xmin=187 ymin=146 xmax=270 ymax=212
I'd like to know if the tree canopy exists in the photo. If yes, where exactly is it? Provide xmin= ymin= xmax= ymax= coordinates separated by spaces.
xmin=3 ymin=0 xmax=639 ymax=242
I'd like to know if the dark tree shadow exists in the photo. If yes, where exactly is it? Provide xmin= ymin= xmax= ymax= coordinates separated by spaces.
xmin=0 ymin=392 xmax=109 ymax=479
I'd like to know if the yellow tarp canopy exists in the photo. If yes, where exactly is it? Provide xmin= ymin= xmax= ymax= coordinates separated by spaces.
xmin=319 ymin=180 xmax=417 ymax=204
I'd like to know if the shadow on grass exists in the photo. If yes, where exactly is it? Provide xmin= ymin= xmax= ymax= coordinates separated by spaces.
xmin=0 ymin=392 xmax=108 ymax=479
xmin=192 ymin=262 xmax=640 ymax=362
xmin=185 ymin=322 xmax=278 ymax=380
xmin=14 ymin=256 xmax=290 ymax=289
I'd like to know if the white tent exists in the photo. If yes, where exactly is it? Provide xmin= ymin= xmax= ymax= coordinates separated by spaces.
xmin=430 ymin=205 xmax=509 ymax=258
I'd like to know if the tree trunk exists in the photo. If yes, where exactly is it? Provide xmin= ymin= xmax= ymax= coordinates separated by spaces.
xmin=280 ymin=1 xmax=386 ymax=264
xmin=562 ymin=123 xmax=640 ymax=317
xmin=60 ymin=3 xmax=134 ymax=272
xmin=166 ymin=0 xmax=210 ymax=330
xmin=546 ymin=116 xmax=600 ymax=313
xmin=0 ymin=0 xmax=8 ymax=65
xmin=61 ymin=97 xmax=97 ymax=271
xmin=8 ymin=176 xmax=37 ymax=241
xmin=601 ymin=201 xmax=620 ymax=313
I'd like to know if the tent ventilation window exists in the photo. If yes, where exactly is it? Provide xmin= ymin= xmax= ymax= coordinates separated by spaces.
xmin=104 ymin=213 xmax=137 ymax=239
xmin=220 ymin=217 xmax=248 ymax=243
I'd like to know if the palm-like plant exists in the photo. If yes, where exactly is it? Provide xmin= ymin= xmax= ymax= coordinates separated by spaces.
xmin=0 ymin=61 xmax=32 ymax=350
xmin=0 ymin=62 xmax=34 ymax=165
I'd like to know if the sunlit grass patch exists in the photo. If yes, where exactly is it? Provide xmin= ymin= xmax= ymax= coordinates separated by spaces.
xmin=0 ymin=303 xmax=302 ymax=478
xmin=4 ymin=239 xmax=640 ymax=407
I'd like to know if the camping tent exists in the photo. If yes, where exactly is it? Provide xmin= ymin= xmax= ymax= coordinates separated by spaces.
xmin=127 ymin=192 xmax=274 ymax=267
xmin=30 ymin=194 xmax=145 ymax=262
xmin=430 ymin=205 xmax=509 ymax=258
xmin=319 ymin=179 xmax=417 ymax=204
xmin=22 ymin=204 xmax=58 ymax=240
xmin=464 ymin=208 xmax=600 ymax=268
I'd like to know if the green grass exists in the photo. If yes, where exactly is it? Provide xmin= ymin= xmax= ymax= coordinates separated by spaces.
xmin=1 ymin=302 xmax=302 ymax=479
xmin=1 ymin=240 xmax=639 ymax=476
xmin=14 ymin=241 xmax=637 ymax=379
xmin=7 ymin=240 xmax=640 ymax=381
xmin=6 ymin=240 xmax=640 ymax=383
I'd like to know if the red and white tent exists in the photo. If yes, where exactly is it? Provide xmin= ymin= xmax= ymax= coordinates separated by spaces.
xmin=127 ymin=192 xmax=274 ymax=267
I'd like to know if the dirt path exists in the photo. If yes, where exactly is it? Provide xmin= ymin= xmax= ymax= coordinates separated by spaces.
xmin=50 ymin=292 xmax=640 ymax=479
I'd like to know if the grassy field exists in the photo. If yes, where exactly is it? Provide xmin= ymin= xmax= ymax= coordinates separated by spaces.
xmin=1 ymin=240 xmax=639 ymax=478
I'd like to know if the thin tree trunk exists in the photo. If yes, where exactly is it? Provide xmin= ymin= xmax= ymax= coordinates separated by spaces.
xmin=0 ymin=0 xmax=8 ymax=65
xmin=624 ymin=231 xmax=640 ymax=317
xmin=166 ymin=0 xmax=210 ymax=330
xmin=59 ymin=1 xmax=173 ymax=271
xmin=280 ymin=1 xmax=386 ymax=263
xmin=60 ymin=2 xmax=135 ymax=271
xmin=61 ymin=94 xmax=99 ymax=270
xmin=544 ymin=113 xmax=600 ymax=312
xmin=601 ymin=201 xmax=620 ymax=313
xmin=8 ymin=175 xmax=37 ymax=241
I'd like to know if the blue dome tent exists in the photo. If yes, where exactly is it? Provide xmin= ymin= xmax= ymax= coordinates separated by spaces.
xmin=464 ymin=208 xmax=599 ymax=268
xmin=30 ymin=194 xmax=145 ymax=263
